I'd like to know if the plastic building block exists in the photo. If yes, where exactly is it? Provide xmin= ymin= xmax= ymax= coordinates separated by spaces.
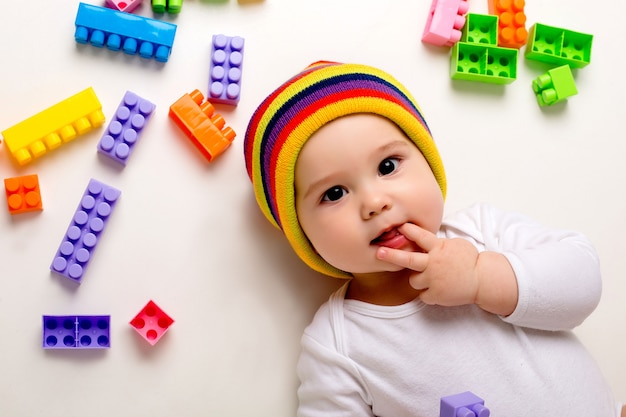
xmin=169 ymin=89 xmax=236 ymax=162
xmin=440 ymin=392 xmax=490 ymax=417
xmin=43 ymin=315 xmax=111 ymax=349
xmin=151 ymin=0 xmax=183 ymax=13
xmin=525 ymin=23 xmax=593 ymax=68
xmin=208 ymin=34 xmax=245 ymax=106
xmin=97 ymin=91 xmax=155 ymax=166
xmin=1 ymin=88 xmax=105 ymax=166
xmin=532 ymin=65 xmax=578 ymax=107
xmin=488 ymin=0 xmax=527 ymax=49
xmin=461 ymin=13 xmax=498 ymax=46
xmin=451 ymin=42 xmax=518 ymax=84
xmin=130 ymin=300 xmax=174 ymax=345
xmin=74 ymin=2 xmax=177 ymax=63
xmin=50 ymin=179 xmax=121 ymax=283
xmin=105 ymin=0 xmax=143 ymax=13
xmin=422 ymin=0 xmax=469 ymax=47
xmin=4 ymin=175 xmax=43 ymax=215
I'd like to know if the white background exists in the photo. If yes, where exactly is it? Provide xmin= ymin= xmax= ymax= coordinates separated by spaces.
xmin=0 ymin=0 xmax=624 ymax=415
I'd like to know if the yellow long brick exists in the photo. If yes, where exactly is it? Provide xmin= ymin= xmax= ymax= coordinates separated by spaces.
xmin=1 ymin=87 xmax=105 ymax=165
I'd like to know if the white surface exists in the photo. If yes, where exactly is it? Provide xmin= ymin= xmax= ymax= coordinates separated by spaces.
xmin=0 ymin=0 xmax=623 ymax=415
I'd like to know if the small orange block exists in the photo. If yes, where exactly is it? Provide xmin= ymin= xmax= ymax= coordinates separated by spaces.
xmin=169 ymin=89 xmax=236 ymax=162
xmin=488 ymin=0 xmax=527 ymax=49
xmin=4 ymin=174 xmax=43 ymax=214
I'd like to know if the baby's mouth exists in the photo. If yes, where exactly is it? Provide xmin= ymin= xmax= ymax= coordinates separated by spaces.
xmin=371 ymin=227 xmax=402 ymax=245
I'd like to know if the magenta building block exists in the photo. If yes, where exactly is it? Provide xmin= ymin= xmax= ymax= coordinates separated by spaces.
xmin=208 ymin=34 xmax=244 ymax=106
xmin=130 ymin=300 xmax=174 ymax=345
xmin=97 ymin=91 xmax=155 ymax=166
xmin=50 ymin=179 xmax=121 ymax=283
xmin=43 ymin=315 xmax=111 ymax=349
xmin=440 ymin=391 xmax=490 ymax=417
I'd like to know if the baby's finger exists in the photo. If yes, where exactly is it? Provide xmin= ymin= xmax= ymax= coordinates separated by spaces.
xmin=376 ymin=247 xmax=428 ymax=272
xmin=398 ymin=223 xmax=438 ymax=253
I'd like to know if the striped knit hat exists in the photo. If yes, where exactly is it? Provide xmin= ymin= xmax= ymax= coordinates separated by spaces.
xmin=244 ymin=61 xmax=446 ymax=278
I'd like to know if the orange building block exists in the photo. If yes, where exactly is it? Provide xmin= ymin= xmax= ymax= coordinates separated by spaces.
xmin=488 ymin=0 xmax=527 ymax=49
xmin=4 ymin=174 xmax=43 ymax=214
xmin=168 ymin=89 xmax=236 ymax=162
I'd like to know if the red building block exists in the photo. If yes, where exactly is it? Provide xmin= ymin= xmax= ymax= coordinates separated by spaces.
xmin=130 ymin=300 xmax=174 ymax=346
xmin=169 ymin=89 xmax=236 ymax=162
xmin=488 ymin=0 xmax=527 ymax=48
xmin=4 ymin=175 xmax=43 ymax=214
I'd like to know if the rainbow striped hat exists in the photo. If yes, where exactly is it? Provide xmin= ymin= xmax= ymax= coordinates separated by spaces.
xmin=244 ymin=61 xmax=446 ymax=278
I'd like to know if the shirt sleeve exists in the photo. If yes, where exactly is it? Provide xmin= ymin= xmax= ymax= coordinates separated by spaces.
xmin=296 ymin=320 xmax=374 ymax=417
xmin=440 ymin=203 xmax=602 ymax=331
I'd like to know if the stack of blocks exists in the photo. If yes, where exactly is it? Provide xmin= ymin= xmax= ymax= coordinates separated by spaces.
xmin=450 ymin=13 xmax=518 ymax=84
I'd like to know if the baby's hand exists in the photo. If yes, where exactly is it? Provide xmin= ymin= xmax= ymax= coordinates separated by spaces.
xmin=376 ymin=223 xmax=481 ymax=307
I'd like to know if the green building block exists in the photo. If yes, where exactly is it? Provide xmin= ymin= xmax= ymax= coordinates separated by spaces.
xmin=532 ymin=65 xmax=577 ymax=107
xmin=525 ymin=23 xmax=593 ymax=68
xmin=461 ymin=13 xmax=499 ymax=46
xmin=451 ymin=42 xmax=518 ymax=84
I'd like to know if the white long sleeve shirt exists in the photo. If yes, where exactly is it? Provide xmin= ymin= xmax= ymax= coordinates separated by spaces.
xmin=297 ymin=204 xmax=618 ymax=417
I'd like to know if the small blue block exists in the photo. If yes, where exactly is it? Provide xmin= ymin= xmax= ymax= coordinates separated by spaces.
xmin=97 ymin=91 xmax=155 ymax=166
xmin=208 ymin=34 xmax=244 ymax=106
xmin=50 ymin=179 xmax=121 ymax=283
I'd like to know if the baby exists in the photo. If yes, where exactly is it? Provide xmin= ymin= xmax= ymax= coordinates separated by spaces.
xmin=244 ymin=61 xmax=622 ymax=416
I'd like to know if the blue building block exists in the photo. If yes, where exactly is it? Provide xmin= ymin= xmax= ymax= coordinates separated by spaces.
xmin=208 ymin=34 xmax=245 ymax=106
xmin=50 ymin=179 xmax=121 ymax=283
xmin=97 ymin=91 xmax=156 ymax=165
xmin=440 ymin=392 xmax=490 ymax=417
xmin=74 ymin=2 xmax=177 ymax=63
xmin=43 ymin=315 xmax=111 ymax=349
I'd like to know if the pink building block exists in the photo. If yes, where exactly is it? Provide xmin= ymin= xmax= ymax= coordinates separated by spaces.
xmin=105 ymin=0 xmax=143 ymax=13
xmin=130 ymin=300 xmax=174 ymax=346
xmin=422 ymin=0 xmax=470 ymax=47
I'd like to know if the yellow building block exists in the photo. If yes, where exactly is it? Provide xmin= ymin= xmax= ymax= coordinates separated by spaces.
xmin=1 ymin=87 xmax=105 ymax=165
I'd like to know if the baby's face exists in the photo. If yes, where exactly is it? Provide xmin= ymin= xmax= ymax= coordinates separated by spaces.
xmin=295 ymin=113 xmax=444 ymax=275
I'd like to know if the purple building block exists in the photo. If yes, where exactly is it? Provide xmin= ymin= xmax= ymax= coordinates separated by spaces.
xmin=440 ymin=391 xmax=490 ymax=417
xmin=50 ymin=179 xmax=121 ymax=283
xmin=208 ymin=34 xmax=244 ymax=106
xmin=43 ymin=315 xmax=111 ymax=349
xmin=97 ymin=91 xmax=155 ymax=166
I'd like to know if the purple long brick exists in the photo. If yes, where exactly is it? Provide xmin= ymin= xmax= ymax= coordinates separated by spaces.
xmin=208 ymin=34 xmax=244 ymax=106
xmin=50 ymin=179 xmax=121 ymax=283
xmin=97 ymin=91 xmax=155 ymax=166
xmin=42 ymin=315 xmax=111 ymax=349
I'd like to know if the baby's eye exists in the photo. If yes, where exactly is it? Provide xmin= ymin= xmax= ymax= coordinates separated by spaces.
xmin=379 ymin=157 xmax=399 ymax=176
xmin=322 ymin=186 xmax=347 ymax=202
